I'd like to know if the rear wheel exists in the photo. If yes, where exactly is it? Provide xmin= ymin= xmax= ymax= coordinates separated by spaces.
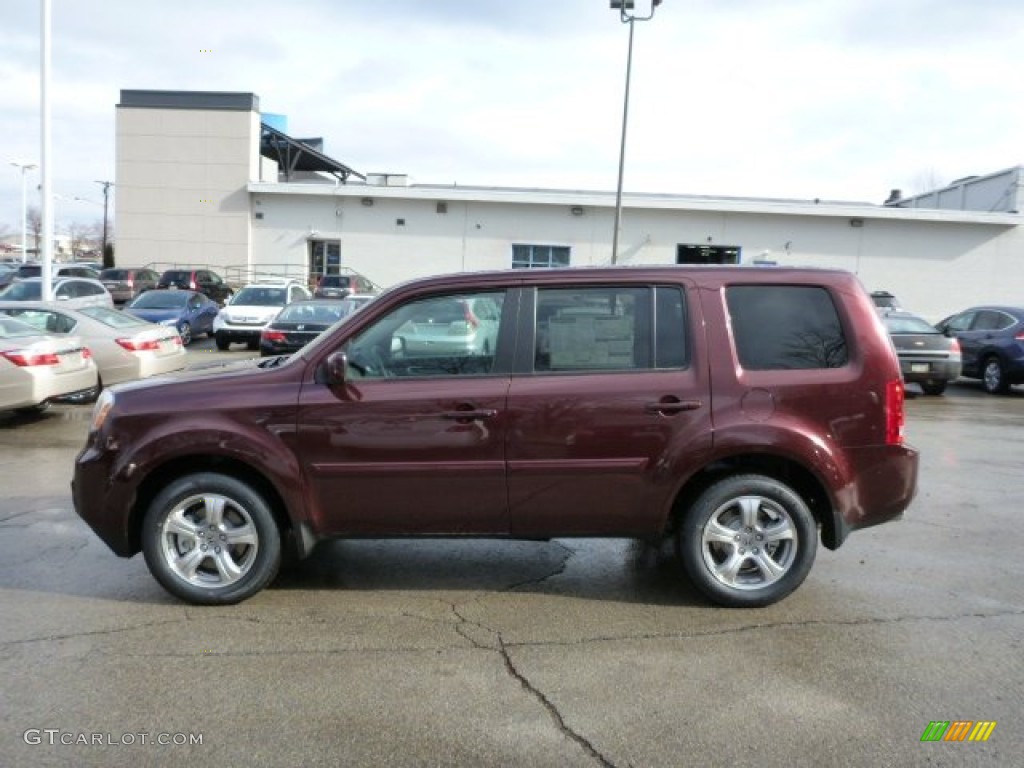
xmin=142 ymin=472 xmax=282 ymax=605
xmin=247 ymin=338 xmax=259 ymax=351
xmin=177 ymin=321 xmax=193 ymax=346
xmin=982 ymin=356 xmax=1008 ymax=394
xmin=677 ymin=474 xmax=817 ymax=607
xmin=920 ymin=380 xmax=947 ymax=396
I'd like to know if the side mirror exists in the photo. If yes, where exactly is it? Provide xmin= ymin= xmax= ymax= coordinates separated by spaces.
xmin=325 ymin=350 xmax=348 ymax=386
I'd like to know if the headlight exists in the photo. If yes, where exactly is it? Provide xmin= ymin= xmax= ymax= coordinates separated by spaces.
xmin=90 ymin=389 xmax=116 ymax=432
xmin=159 ymin=318 xmax=177 ymax=326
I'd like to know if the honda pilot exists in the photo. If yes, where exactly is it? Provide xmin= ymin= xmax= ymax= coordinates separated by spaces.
xmin=73 ymin=266 xmax=919 ymax=607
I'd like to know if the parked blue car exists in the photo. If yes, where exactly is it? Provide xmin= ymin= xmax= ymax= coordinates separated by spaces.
xmin=936 ymin=305 xmax=1024 ymax=393
xmin=124 ymin=289 xmax=218 ymax=346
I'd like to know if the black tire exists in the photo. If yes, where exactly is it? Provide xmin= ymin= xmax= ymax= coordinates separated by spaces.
xmin=982 ymin=356 xmax=1008 ymax=394
xmin=141 ymin=472 xmax=282 ymax=605
xmin=920 ymin=380 xmax=947 ymax=396
xmin=246 ymin=338 xmax=259 ymax=351
xmin=177 ymin=321 xmax=193 ymax=346
xmin=676 ymin=474 xmax=817 ymax=608
xmin=15 ymin=401 xmax=50 ymax=416
xmin=215 ymin=333 xmax=231 ymax=351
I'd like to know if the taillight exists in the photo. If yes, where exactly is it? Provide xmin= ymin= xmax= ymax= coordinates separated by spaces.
xmin=885 ymin=379 xmax=905 ymax=445
xmin=116 ymin=338 xmax=161 ymax=352
xmin=262 ymin=330 xmax=286 ymax=342
xmin=1015 ymin=330 xmax=1024 ymax=341
xmin=82 ymin=347 xmax=92 ymax=359
xmin=2 ymin=350 xmax=60 ymax=367
xmin=949 ymin=338 xmax=961 ymax=354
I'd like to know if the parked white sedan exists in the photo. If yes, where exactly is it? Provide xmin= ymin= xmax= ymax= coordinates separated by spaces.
xmin=0 ymin=315 xmax=98 ymax=414
xmin=0 ymin=303 xmax=186 ymax=392
xmin=0 ymin=276 xmax=113 ymax=309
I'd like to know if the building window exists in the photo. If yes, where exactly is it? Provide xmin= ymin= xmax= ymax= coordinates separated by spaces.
xmin=677 ymin=244 xmax=740 ymax=264
xmin=512 ymin=244 xmax=571 ymax=269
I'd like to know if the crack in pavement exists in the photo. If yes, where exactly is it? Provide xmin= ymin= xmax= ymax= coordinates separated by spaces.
xmin=499 ymin=606 xmax=1024 ymax=650
xmin=502 ymin=541 xmax=575 ymax=592
xmin=499 ymin=636 xmax=617 ymax=768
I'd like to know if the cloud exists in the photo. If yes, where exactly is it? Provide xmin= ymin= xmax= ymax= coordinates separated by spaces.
xmin=2 ymin=0 xmax=1022 ymax=230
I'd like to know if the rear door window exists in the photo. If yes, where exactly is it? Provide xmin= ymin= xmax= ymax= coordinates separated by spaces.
xmin=532 ymin=285 xmax=687 ymax=373
xmin=726 ymin=285 xmax=848 ymax=370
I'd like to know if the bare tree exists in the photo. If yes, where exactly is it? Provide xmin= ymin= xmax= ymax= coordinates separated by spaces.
xmin=26 ymin=206 xmax=42 ymax=255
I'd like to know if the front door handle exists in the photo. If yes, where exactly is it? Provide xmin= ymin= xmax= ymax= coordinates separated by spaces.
xmin=645 ymin=399 xmax=702 ymax=415
xmin=442 ymin=409 xmax=498 ymax=421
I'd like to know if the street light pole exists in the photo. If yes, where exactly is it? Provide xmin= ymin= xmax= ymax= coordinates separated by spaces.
xmin=609 ymin=0 xmax=662 ymax=265
xmin=95 ymin=180 xmax=113 ymax=265
xmin=10 ymin=161 xmax=37 ymax=263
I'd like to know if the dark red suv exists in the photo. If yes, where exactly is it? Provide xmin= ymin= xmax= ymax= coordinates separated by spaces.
xmin=73 ymin=267 xmax=918 ymax=607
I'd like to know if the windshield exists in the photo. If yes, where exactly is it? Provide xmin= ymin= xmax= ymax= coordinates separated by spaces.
xmin=130 ymin=291 xmax=188 ymax=309
xmin=884 ymin=315 xmax=939 ymax=334
xmin=79 ymin=306 xmax=149 ymax=328
xmin=278 ymin=302 xmax=345 ymax=324
xmin=0 ymin=281 xmax=42 ymax=300
xmin=233 ymin=287 xmax=286 ymax=306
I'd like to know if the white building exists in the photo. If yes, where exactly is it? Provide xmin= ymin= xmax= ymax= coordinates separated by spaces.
xmin=116 ymin=90 xmax=1023 ymax=321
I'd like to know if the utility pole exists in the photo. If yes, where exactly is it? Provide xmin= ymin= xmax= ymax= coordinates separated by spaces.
xmin=95 ymin=180 xmax=113 ymax=266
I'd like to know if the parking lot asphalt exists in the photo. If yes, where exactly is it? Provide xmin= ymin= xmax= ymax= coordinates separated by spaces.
xmin=1 ymin=362 xmax=1022 ymax=767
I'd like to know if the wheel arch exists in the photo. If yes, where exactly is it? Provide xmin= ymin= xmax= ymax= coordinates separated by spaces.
xmin=126 ymin=455 xmax=294 ymax=555
xmin=668 ymin=452 xmax=841 ymax=550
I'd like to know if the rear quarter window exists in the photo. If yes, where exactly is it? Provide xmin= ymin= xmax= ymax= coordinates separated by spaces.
xmin=726 ymin=285 xmax=848 ymax=370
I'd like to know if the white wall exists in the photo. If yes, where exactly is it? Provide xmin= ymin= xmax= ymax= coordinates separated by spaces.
xmin=252 ymin=187 xmax=1019 ymax=321
xmin=116 ymin=106 xmax=257 ymax=270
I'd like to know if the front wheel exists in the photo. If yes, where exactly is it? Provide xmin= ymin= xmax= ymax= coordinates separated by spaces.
xmin=215 ymin=333 xmax=231 ymax=351
xmin=141 ymin=472 xmax=282 ymax=605
xmin=677 ymin=474 xmax=817 ymax=608
xmin=982 ymin=356 xmax=1008 ymax=394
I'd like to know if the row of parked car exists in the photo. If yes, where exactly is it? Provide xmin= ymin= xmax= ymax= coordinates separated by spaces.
xmin=0 ymin=267 xmax=378 ymax=415
xmin=871 ymin=291 xmax=1024 ymax=395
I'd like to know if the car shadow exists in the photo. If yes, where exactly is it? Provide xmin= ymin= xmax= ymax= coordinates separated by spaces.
xmin=269 ymin=536 xmax=707 ymax=607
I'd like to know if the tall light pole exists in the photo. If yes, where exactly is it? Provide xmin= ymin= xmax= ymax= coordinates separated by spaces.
xmin=40 ymin=0 xmax=54 ymax=300
xmin=10 ymin=161 xmax=37 ymax=263
xmin=610 ymin=0 xmax=662 ymax=264
xmin=94 ymin=180 xmax=113 ymax=265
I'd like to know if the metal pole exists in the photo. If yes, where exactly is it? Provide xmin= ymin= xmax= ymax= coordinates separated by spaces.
xmin=40 ymin=0 xmax=54 ymax=300
xmin=10 ymin=163 xmax=37 ymax=263
xmin=611 ymin=17 xmax=635 ymax=265
xmin=95 ymin=180 xmax=112 ymax=261
xmin=21 ymin=167 xmax=29 ymax=263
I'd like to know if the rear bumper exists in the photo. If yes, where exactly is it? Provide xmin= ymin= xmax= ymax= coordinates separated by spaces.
xmin=899 ymin=358 xmax=962 ymax=383
xmin=828 ymin=442 xmax=919 ymax=549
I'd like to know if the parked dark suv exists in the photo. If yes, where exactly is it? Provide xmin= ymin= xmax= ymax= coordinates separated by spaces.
xmin=157 ymin=268 xmax=234 ymax=305
xmin=98 ymin=267 xmax=161 ymax=304
xmin=314 ymin=272 xmax=376 ymax=299
xmin=73 ymin=267 xmax=918 ymax=607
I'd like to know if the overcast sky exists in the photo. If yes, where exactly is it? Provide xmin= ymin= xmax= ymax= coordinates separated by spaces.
xmin=2 ymin=0 xmax=1022 ymax=232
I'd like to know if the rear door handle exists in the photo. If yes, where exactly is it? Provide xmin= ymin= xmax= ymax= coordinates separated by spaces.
xmin=645 ymin=399 xmax=702 ymax=414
